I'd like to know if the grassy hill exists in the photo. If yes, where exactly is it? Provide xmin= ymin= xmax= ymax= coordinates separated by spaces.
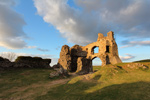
xmin=0 ymin=62 xmax=150 ymax=100
xmin=134 ymin=59 xmax=150 ymax=62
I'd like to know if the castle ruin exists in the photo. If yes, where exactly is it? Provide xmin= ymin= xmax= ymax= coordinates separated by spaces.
xmin=58 ymin=31 xmax=122 ymax=74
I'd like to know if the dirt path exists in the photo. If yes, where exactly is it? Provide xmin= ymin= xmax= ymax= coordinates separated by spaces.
xmin=1 ymin=78 xmax=70 ymax=100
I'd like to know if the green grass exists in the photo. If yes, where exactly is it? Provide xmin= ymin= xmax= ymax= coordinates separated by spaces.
xmin=0 ymin=68 xmax=52 ymax=90
xmin=36 ymin=81 xmax=150 ymax=100
xmin=93 ymin=65 xmax=101 ymax=71
xmin=1 ymin=62 xmax=150 ymax=100
xmin=36 ymin=62 xmax=150 ymax=100
xmin=0 ymin=68 xmax=65 ymax=100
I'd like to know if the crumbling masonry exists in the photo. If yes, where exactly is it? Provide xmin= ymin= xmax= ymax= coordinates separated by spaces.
xmin=58 ymin=31 xmax=122 ymax=74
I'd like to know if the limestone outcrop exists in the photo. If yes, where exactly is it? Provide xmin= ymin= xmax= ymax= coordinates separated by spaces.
xmin=58 ymin=31 xmax=122 ymax=74
xmin=124 ymin=63 xmax=148 ymax=70
xmin=0 ymin=57 xmax=13 ymax=68
xmin=14 ymin=56 xmax=51 ymax=68
xmin=0 ymin=56 xmax=51 ymax=68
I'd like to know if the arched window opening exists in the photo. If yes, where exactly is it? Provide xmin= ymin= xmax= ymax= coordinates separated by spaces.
xmin=92 ymin=46 xmax=99 ymax=54
xmin=94 ymin=47 xmax=99 ymax=53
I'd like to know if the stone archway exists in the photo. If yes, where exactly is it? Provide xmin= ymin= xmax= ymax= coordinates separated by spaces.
xmin=92 ymin=56 xmax=102 ymax=66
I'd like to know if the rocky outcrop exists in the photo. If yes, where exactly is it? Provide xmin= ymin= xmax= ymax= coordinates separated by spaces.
xmin=58 ymin=45 xmax=71 ymax=71
xmin=124 ymin=63 xmax=148 ymax=70
xmin=14 ymin=56 xmax=51 ymax=68
xmin=0 ymin=57 xmax=13 ymax=68
xmin=50 ymin=66 xmax=69 ymax=78
xmin=0 ymin=56 xmax=51 ymax=69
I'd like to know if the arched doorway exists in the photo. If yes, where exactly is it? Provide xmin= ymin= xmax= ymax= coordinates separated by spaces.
xmin=106 ymin=55 xmax=110 ymax=64
xmin=92 ymin=57 xmax=102 ymax=70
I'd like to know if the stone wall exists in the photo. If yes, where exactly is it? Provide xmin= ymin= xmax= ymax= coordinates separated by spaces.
xmin=76 ymin=57 xmax=92 ymax=75
xmin=58 ymin=45 xmax=71 ymax=71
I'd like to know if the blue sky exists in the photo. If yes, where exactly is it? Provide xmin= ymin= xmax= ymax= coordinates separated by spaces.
xmin=0 ymin=0 xmax=150 ymax=66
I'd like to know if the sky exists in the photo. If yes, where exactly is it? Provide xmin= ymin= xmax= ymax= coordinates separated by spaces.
xmin=0 ymin=0 xmax=150 ymax=66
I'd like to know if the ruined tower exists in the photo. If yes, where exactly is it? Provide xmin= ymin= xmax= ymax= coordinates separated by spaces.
xmin=58 ymin=31 xmax=122 ymax=74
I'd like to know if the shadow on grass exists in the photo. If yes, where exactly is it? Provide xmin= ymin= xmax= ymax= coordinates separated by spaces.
xmin=36 ymin=81 xmax=150 ymax=100
xmin=0 ymin=68 xmax=53 ymax=92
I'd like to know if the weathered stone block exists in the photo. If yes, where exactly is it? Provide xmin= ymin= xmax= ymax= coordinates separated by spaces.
xmin=58 ymin=45 xmax=71 ymax=70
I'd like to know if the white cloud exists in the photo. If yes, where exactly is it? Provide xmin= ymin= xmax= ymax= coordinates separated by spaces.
xmin=0 ymin=0 xmax=27 ymax=49
xmin=37 ymin=48 xmax=49 ymax=52
xmin=26 ymin=46 xmax=37 ymax=49
xmin=50 ymin=58 xmax=59 ymax=66
xmin=120 ymin=40 xmax=150 ymax=48
xmin=120 ymin=54 xmax=135 ymax=61
xmin=34 ymin=0 xmax=110 ymax=45
xmin=34 ymin=0 xmax=150 ymax=45
xmin=0 ymin=0 xmax=17 ymax=6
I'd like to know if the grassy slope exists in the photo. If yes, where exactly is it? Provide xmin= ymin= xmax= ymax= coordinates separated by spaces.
xmin=0 ymin=68 xmax=68 ymax=100
xmin=134 ymin=59 xmax=150 ymax=62
xmin=1 ymin=62 xmax=150 ymax=100
xmin=37 ymin=63 xmax=150 ymax=100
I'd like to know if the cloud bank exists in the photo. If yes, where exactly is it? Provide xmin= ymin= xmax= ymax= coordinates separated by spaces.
xmin=34 ymin=0 xmax=150 ymax=45
xmin=0 ymin=0 xmax=27 ymax=49
xmin=120 ymin=54 xmax=135 ymax=61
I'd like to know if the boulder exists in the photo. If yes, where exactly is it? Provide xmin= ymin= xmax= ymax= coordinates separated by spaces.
xmin=58 ymin=67 xmax=68 ymax=76
xmin=49 ymin=66 xmax=69 ymax=78
xmin=49 ymin=71 xmax=59 ymax=78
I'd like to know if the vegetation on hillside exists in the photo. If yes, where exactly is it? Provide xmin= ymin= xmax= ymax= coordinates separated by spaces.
xmin=0 ymin=62 xmax=150 ymax=100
